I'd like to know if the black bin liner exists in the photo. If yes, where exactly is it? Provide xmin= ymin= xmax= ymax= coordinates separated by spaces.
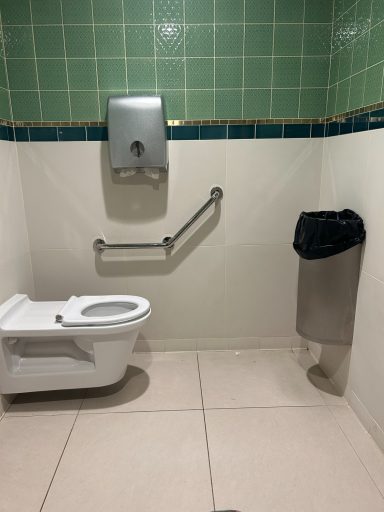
xmin=293 ymin=209 xmax=366 ymax=260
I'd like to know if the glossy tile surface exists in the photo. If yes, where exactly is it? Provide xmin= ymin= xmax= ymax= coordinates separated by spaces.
xmin=198 ymin=349 xmax=324 ymax=408
xmin=81 ymin=352 xmax=202 ymax=413
xmin=41 ymin=411 xmax=213 ymax=512
xmin=0 ymin=415 xmax=75 ymax=512
xmin=1 ymin=350 xmax=384 ymax=511
xmin=206 ymin=406 xmax=384 ymax=512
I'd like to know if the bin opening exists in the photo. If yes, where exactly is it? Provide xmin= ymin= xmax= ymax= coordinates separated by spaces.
xmin=293 ymin=209 xmax=366 ymax=260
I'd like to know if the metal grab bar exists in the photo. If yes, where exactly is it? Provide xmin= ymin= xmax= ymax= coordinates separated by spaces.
xmin=93 ymin=186 xmax=223 ymax=253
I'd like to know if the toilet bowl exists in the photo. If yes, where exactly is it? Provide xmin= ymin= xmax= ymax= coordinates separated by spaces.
xmin=0 ymin=294 xmax=151 ymax=394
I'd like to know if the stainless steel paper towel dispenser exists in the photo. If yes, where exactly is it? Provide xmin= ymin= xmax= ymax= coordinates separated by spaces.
xmin=108 ymin=95 xmax=168 ymax=171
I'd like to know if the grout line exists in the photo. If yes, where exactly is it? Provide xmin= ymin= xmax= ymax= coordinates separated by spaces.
xmin=59 ymin=0 xmax=72 ymax=122
xmin=0 ymin=10 xmax=14 ymax=122
xmin=1 ymin=22 xmax=333 ymax=27
xmin=297 ymin=0 xmax=306 ymax=118
xmin=196 ymin=352 xmax=216 ymax=511
xmin=183 ymin=0 xmax=187 ymax=119
xmin=241 ymin=0 xmax=246 ymax=118
xmin=269 ymin=0 xmax=276 ymax=117
xmin=213 ymin=0 xmax=216 ymax=118
xmin=328 ymin=405 xmax=384 ymax=500
xmin=38 ymin=395 xmax=85 ymax=512
xmin=90 ymin=0 xmax=101 ymax=121
xmin=152 ymin=1 xmax=158 ymax=93
xmin=360 ymin=0 xmax=375 ymax=112
xmin=121 ymin=0 xmax=129 ymax=95
xmin=28 ymin=0 xmax=43 ymax=122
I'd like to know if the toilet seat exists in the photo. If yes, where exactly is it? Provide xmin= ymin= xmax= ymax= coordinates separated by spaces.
xmin=56 ymin=295 xmax=151 ymax=327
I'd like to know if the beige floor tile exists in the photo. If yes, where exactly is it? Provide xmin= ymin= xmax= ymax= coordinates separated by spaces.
xmin=81 ymin=352 xmax=202 ymax=413
xmin=41 ymin=411 xmax=213 ymax=512
xmin=206 ymin=407 xmax=384 ymax=512
xmin=293 ymin=350 xmax=347 ymax=405
xmin=6 ymin=389 xmax=85 ymax=416
xmin=330 ymin=405 xmax=384 ymax=496
xmin=0 ymin=415 xmax=75 ymax=512
xmin=198 ymin=350 xmax=324 ymax=408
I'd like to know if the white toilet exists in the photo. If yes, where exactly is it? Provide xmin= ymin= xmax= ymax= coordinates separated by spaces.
xmin=0 ymin=294 xmax=151 ymax=394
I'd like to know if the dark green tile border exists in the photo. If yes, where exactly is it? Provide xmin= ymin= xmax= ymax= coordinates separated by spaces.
xmin=1 ymin=102 xmax=384 ymax=141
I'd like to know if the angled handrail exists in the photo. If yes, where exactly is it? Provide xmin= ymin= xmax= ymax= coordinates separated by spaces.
xmin=93 ymin=186 xmax=223 ymax=253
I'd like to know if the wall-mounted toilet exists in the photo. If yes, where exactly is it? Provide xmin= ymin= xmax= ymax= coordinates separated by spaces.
xmin=0 ymin=294 xmax=150 ymax=394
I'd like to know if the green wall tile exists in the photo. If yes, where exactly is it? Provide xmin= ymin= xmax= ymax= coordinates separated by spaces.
xmin=31 ymin=0 xmax=62 ymax=24
xmin=185 ymin=25 xmax=214 ymax=57
xmin=61 ymin=0 xmax=93 ymax=24
xmin=349 ymin=71 xmax=366 ymax=110
xmin=216 ymin=25 xmax=244 ymax=57
xmin=305 ymin=0 xmax=333 ymax=23
xmin=303 ymin=24 xmax=332 ymax=55
xmin=215 ymin=89 xmax=242 ymax=118
xmin=185 ymin=0 xmax=214 ymax=23
xmin=4 ymin=26 xmax=34 ymax=58
xmin=154 ymin=0 xmax=183 ymax=24
xmin=245 ymin=0 xmax=274 ymax=23
xmin=244 ymin=24 xmax=273 ymax=56
xmin=70 ymin=91 xmax=99 ymax=120
xmin=335 ymin=79 xmax=350 ymax=113
xmin=64 ymin=25 xmax=95 ymax=58
xmin=301 ymin=57 xmax=330 ymax=87
xmin=92 ymin=0 xmax=123 ymax=24
xmin=7 ymin=59 xmax=37 ymax=90
xmin=275 ymin=0 xmax=304 ymax=23
xmin=97 ymin=59 xmax=127 ymax=90
xmin=1 ymin=0 xmax=31 ymax=25
xmin=157 ymin=58 xmax=185 ymax=89
xmin=0 ymin=58 xmax=7 ymax=89
xmin=215 ymin=0 xmax=244 ymax=23
xmin=3 ymin=0 xmax=382 ymax=123
xmin=364 ymin=63 xmax=384 ymax=105
xmin=99 ymin=89 xmax=126 ymax=119
xmin=300 ymin=88 xmax=327 ymax=117
xmin=123 ymin=0 xmax=153 ymax=24
xmin=273 ymin=57 xmax=301 ymax=88
xmin=243 ymin=89 xmax=271 ymax=117
xmin=37 ymin=59 xmax=68 ymax=90
xmin=67 ymin=59 xmax=97 ymax=90
xmin=95 ymin=25 xmax=125 ymax=58
xmin=127 ymin=58 xmax=156 ymax=89
xmin=40 ymin=91 xmax=70 ymax=121
xmin=274 ymin=24 xmax=303 ymax=56
xmin=368 ymin=21 xmax=384 ymax=67
xmin=351 ymin=32 xmax=369 ymax=75
xmin=159 ymin=89 xmax=185 ymax=118
xmin=0 ymin=88 xmax=11 ymax=119
xmin=155 ymin=24 xmax=184 ymax=57
xmin=327 ymin=84 xmax=337 ymax=116
xmin=34 ymin=26 xmax=65 ymax=58
xmin=11 ymin=90 xmax=41 ymax=120
xmin=186 ymin=58 xmax=214 ymax=89
xmin=244 ymin=57 xmax=272 ymax=88
xmin=186 ymin=90 xmax=214 ymax=119
xmin=215 ymin=58 xmax=243 ymax=88
xmin=338 ymin=44 xmax=353 ymax=81
xmin=271 ymin=89 xmax=300 ymax=117
xmin=126 ymin=25 xmax=155 ymax=58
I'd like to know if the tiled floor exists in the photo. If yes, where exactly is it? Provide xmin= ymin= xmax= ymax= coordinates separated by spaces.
xmin=1 ymin=350 xmax=384 ymax=512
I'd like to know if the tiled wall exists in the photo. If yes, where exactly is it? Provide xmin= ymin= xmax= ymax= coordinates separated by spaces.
xmin=0 ymin=0 xmax=333 ymax=122
xmin=328 ymin=0 xmax=384 ymax=116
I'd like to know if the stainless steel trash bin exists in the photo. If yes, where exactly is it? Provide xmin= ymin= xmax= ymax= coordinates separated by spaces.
xmin=294 ymin=210 xmax=365 ymax=345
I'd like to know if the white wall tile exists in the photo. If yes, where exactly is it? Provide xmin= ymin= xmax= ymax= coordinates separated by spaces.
xmin=18 ymin=140 xmax=225 ymax=252
xmin=225 ymin=244 xmax=298 ymax=337
xmin=226 ymin=139 xmax=322 ymax=245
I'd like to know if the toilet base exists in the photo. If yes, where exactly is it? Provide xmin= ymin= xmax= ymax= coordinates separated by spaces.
xmin=0 ymin=331 xmax=140 ymax=394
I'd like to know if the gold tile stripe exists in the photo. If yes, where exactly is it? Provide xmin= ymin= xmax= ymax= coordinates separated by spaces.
xmin=1 ymin=100 xmax=383 ymax=128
